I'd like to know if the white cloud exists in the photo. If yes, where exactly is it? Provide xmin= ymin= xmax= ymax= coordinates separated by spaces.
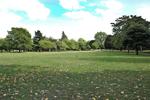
xmin=96 ymin=0 xmax=123 ymax=16
xmin=136 ymin=5 xmax=150 ymax=21
xmin=0 ymin=0 xmax=50 ymax=20
xmin=94 ymin=0 xmax=124 ymax=35
xmin=64 ymin=11 xmax=96 ymax=20
xmin=0 ymin=0 xmax=50 ymax=38
xmin=101 ymin=0 xmax=123 ymax=10
xmin=0 ymin=11 xmax=22 ymax=24
xmin=59 ymin=0 xmax=86 ymax=10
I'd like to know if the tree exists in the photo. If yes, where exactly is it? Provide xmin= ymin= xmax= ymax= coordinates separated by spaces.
xmin=0 ymin=38 xmax=10 ymax=52
xmin=125 ymin=23 xmax=150 ymax=55
xmin=60 ymin=31 xmax=68 ymax=40
xmin=87 ymin=40 xmax=95 ymax=49
xmin=33 ymin=30 xmax=43 ymax=51
xmin=111 ymin=15 xmax=130 ymax=50
xmin=111 ymin=15 xmax=150 ymax=55
xmin=104 ymin=35 xmax=114 ymax=49
xmin=0 ymin=38 xmax=5 ymax=52
xmin=69 ymin=39 xmax=79 ymax=50
xmin=56 ymin=40 xmax=68 ymax=51
xmin=94 ymin=32 xmax=107 ymax=49
xmin=39 ymin=39 xmax=55 ymax=51
xmin=6 ymin=27 xmax=32 ymax=52
xmin=112 ymin=33 xmax=125 ymax=50
xmin=62 ymin=39 xmax=71 ymax=50
xmin=62 ymin=39 xmax=79 ymax=50
xmin=91 ymin=41 xmax=99 ymax=49
xmin=78 ymin=38 xmax=87 ymax=50
xmin=86 ymin=41 xmax=92 ymax=50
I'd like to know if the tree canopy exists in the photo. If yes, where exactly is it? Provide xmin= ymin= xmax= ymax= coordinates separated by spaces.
xmin=111 ymin=15 xmax=150 ymax=55
xmin=39 ymin=39 xmax=56 ymax=51
xmin=94 ymin=32 xmax=107 ymax=49
xmin=33 ymin=30 xmax=43 ymax=51
xmin=6 ymin=27 xmax=32 ymax=52
xmin=78 ymin=38 xmax=87 ymax=50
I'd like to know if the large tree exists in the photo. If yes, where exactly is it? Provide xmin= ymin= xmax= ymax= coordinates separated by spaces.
xmin=6 ymin=27 xmax=32 ymax=52
xmin=104 ymin=35 xmax=114 ymax=49
xmin=111 ymin=15 xmax=130 ymax=50
xmin=94 ymin=32 xmax=107 ymax=49
xmin=112 ymin=15 xmax=150 ymax=55
xmin=125 ymin=23 xmax=150 ymax=55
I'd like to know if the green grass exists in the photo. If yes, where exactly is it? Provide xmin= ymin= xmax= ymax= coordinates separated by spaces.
xmin=0 ymin=51 xmax=150 ymax=100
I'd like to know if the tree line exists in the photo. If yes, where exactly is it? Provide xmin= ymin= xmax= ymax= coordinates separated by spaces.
xmin=0 ymin=28 xmax=107 ymax=52
xmin=0 ymin=15 xmax=150 ymax=55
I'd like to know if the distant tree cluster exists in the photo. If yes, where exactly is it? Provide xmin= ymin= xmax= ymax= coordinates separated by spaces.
xmin=0 ymin=28 xmax=107 ymax=52
xmin=104 ymin=15 xmax=150 ymax=55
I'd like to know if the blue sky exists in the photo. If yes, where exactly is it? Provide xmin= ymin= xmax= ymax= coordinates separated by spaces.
xmin=0 ymin=0 xmax=150 ymax=40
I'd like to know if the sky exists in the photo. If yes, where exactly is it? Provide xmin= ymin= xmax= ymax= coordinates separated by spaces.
xmin=0 ymin=0 xmax=150 ymax=40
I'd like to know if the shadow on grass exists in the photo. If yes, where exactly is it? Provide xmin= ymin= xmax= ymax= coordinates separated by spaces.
xmin=0 ymin=65 xmax=150 ymax=100
xmin=79 ymin=55 xmax=150 ymax=64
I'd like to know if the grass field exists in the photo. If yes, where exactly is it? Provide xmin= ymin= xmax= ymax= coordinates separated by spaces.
xmin=0 ymin=51 xmax=150 ymax=100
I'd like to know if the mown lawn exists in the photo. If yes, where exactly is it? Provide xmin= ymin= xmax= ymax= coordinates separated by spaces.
xmin=0 ymin=51 xmax=150 ymax=100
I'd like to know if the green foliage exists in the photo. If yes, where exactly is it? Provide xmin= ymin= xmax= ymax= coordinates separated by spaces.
xmin=125 ymin=23 xmax=150 ymax=55
xmin=0 ymin=38 xmax=5 ymax=50
xmin=63 ymin=39 xmax=79 ymax=50
xmin=78 ymin=38 xmax=87 ymax=50
xmin=112 ymin=33 xmax=124 ymax=49
xmin=0 ymin=38 xmax=9 ymax=51
xmin=62 ymin=39 xmax=71 ymax=50
xmin=70 ymin=39 xmax=79 ymax=50
xmin=91 ymin=41 xmax=99 ymax=49
xmin=86 ymin=41 xmax=91 ymax=50
xmin=6 ymin=27 xmax=32 ymax=51
xmin=33 ymin=30 xmax=43 ymax=51
xmin=104 ymin=35 xmax=114 ymax=49
xmin=87 ymin=40 xmax=94 ymax=49
xmin=39 ymin=39 xmax=55 ymax=51
xmin=94 ymin=32 xmax=107 ymax=49
xmin=111 ymin=15 xmax=131 ymax=49
xmin=56 ymin=40 xmax=68 ymax=50
xmin=112 ymin=15 xmax=150 ymax=54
